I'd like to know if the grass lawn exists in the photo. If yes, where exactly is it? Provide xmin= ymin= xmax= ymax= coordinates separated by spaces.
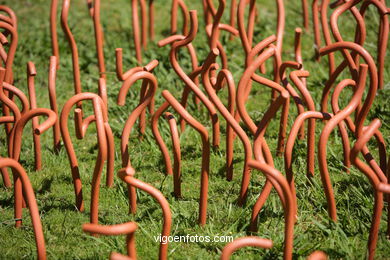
xmin=1 ymin=0 xmax=390 ymax=259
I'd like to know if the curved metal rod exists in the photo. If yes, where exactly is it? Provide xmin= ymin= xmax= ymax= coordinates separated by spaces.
xmin=116 ymin=57 xmax=158 ymax=135
xmin=201 ymin=49 xmax=253 ymax=206
xmin=307 ymin=251 xmax=328 ymax=260
xmin=61 ymin=0 xmax=81 ymax=97
xmin=115 ymin=48 xmax=144 ymax=81
xmin=312 ymin=0 xmax=321 ymax=60
xmin=117 ymin=70 xmax=157 ymax=213
xmin=83 ymin=222 xmax=137 ymax=260
xmin=318 ymin=64 xmax=367 ymax=222
xmin=320 ymin=0 xmax=336 ymax=76
xmin=0 ymin=79 xmax=30 ymax=187
xmin=294 ymin=27 xmax=306 ymax=89
xmin=279 ymin=60 xmax=304 ymax=147
xmin=358 ymin=0 xmax=389 ymax=89
xmin=164 ymin=112 xmax=181 ymax=197
xmin=350 ymin=118 xmax=385 ymax=260
xmin=60 ymin=93 xmax=113 ymax=224
xmin=214 ymin=69 xmax=237 ymax=181
xmin=201 ymin=51 xmax=237 ymax=180
xmin=289 ymin=70 xmax=316 ymax=176
xmin=10 ymin=108 xmax=56 ymax=230
xmin=248 ymin=160 xmax=295 ymax=260
xmin=89 ymin=0 xmax=106 ymax=79
xmin=319 ymin=42 xmax=378 ymax=137
xmin=220 ymin=236 xmax=273 ymax=260
xmin=229 ymin=0 xmax=237 ymax=40
xmin=330 ymin=75 xmax=387 ymax=179
xmin=170 ymin=10 xmax=220 ymax=148
xmin=48 ymin=56 xmax=61 ymax=152
xmin=329 ymin=0 xmax=367 ymax=78
xmin=171 ymin=0 xmax=189 ymax=35
xmin=205 ymin=0 xmax=238 ymax=73
xmin=60 ymin=1 xmax=106 ymax=137
xmin=148 ymin=0 xmax=155 ymax=41
xmin=118 ymin=70 xmax=158 ymax=169
xmin=237 ymin=46 xmax=289 ymax=204
xmin=0 ymin=68 xmax=22 ymax=168
xmin=237 ymin=0 xmax=256 ymax=54
xmin=0 ymin=158 xmax=46 ymax=260
xmin=0 ymin=21 xmax=17 ymax=136
xmin=131 ymin=0 xmax=142 ymax=63
xmin=158 ymin=34 xmax=201 ymax=128
xmin=50 ymin=0 xmax=60 ymax=69
xmin=285 ymin=111 xmax=333 ymax=201
xmin=251 ymin=92 xmax=291 ymax=228
xmin=151 ymin=101 xmax=173 ymax=176
xmin=162 ymin=90 xmax=210 ymax=226
xmin=119 ymin=168 xmax=172 ymax=260
xmin=0 ymin=6 xmax=17 ymax=29
xmin=27 ymin=62 xmax=42 ymax=171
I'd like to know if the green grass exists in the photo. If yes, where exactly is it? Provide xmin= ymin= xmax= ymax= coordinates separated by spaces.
xmin=1 ymin=0 xmax=390 ymax=259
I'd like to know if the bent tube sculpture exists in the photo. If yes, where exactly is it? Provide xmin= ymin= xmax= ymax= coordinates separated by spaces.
xmin=169 ymin=10 xmax=220 ymax=148
xmin=0 ymin=158 xmax=46 ymax=260
xmin=350 ymin=118 xmax=387 ymax=260
xmin=48 ymin=56 xmax=61 ymax=152
xmin=118 ymin=167 xmax=171 ymax=260
xmin=27 ymin=61 xmax=42 ymax=171
xmin=164 ymin=112 xmax=181 ymax=197
xmin=10 ymin=108 xmax=57 ymax=229
xmin=83 ymin=222 xmax=137 ymax=260
xmin=318 ymin=64 xmax=368 ymax=222
xmin=60 ymin=93 xmax=114 ymax=225
xmin=220 ymin=236 xmax=273 ymax=260
xmin=161 ymin=90 xmax=210 ymax=226
xmin=248 ymin=160 xmax=295 ymax=260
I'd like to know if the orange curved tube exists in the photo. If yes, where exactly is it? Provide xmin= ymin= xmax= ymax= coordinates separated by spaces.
xmin=318 ymin=64 xmax=368 ymax=222
xmin=285 ymin=111 xmax=333 ymax=200
xmin=60 ymin=93 xmax=114 ymax=225
xmin=50 ymin=0 xmax=60 ymax=69
xmin=201 ymin=50 xmax=253 ymax=207
xmin=289 ymin=70 xmax=316 ymax=176
xmin=162 ymin=90 xmax=210 ymax=226
xmin=301 ymin=0 xmax=309 ymax=31
xmin=220 ymin=236 xmax=273 ymax=260
xmin=171 ymin=0 xmax=189 ymax=35
xmin=10 ymin=108 xmax=57 ymax=229
xmin=307 ymin=251 xmax=328 ymax=260
xmin=118 ymin=69 xmax=157 ymax=213
xmin=27 ymin=62 xmax=42 ymax=171
xmin=169 ymin=10 xmax=220 ymax=148
xmin=358 ymin=0 xmax=389 ymax=90
xmin=48 ymin=56 xmax=61 ymax=152
xmin=60 ymin=0 xmax=81 ymax=96
xmin=350 ymin=118 xmax=385 ymax=260
xmin=119 ymin=168 xmax=172 ymax=260
xmin=318 ymin=42 xmax=378 ymax=136
xmin=248 ymin=160 xmax=295 ymax=260
xmin=131 ymin=0 xmax=142 ymax=63
xmin=90 ymin=0 xmax=106 ymax=79
xmin=312 ymin=0 xmax=321 ymax=60
xmin=151 ymin=101 xmax=173 ymax=176
xmin=83 ymin=222 xmax=137 ymax=259
xmin=0 ymin=21 xmax=17 ymax=136
xmin=0 ymin=158 xmax=46 ymax=260
xmin=236 ymin=46 xmax=289 ymax=204
xmin=164 ymin=112 xmax=181 ymax=197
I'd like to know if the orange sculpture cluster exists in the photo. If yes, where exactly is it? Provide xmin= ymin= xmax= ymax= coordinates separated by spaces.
xmin=1 ymin=0 xmax=390 ymax=259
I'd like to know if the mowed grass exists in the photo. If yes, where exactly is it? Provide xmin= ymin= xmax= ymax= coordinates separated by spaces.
xmin=1 ymin=0 xmax=390 ymax=259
